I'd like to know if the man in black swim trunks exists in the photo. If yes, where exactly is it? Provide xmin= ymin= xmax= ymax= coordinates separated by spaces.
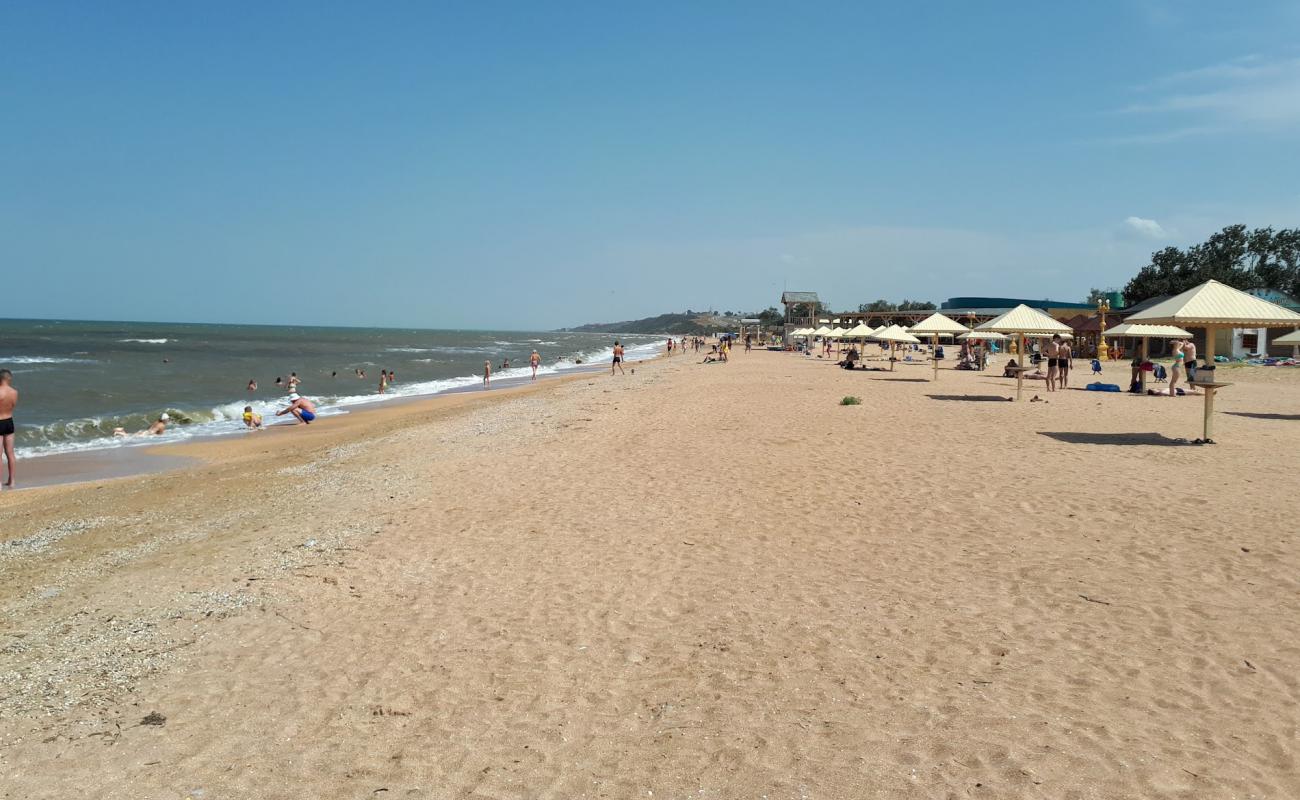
xmin=0 ymin=369 xmax=16 ymax=488
xmin=611 ymin=341 xmax=625 ymax=375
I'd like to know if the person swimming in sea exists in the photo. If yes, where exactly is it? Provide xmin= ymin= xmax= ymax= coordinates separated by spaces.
xmin=276 ymin=393 xmax=317 ymax=424
xmin=247 ymin=378 xmax=257 ymax=392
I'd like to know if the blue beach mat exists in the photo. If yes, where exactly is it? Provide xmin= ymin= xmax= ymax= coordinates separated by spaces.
xmin=1086 ymin=382 xmax=1121 ymax=392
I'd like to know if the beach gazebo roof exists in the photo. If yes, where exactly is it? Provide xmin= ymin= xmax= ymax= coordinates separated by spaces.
xmin=976 ymin=304 xmax=1071 ymax=401
xmin=1123 ymin=280 xmax=1300 ymax=443
xmin=908 ymin=312 xmax=970 ymax=380
xmin=868 ymin=324 xmax=916 ymax=343
xmin=1273 ymin=329 xmax=1300 ymax=345
xmin=869 ymin=325 xmax=921 ymax=372
xmin=958 ymin=330 xmax=1007 ymax=341
xmin=1125 ymin=279 xmax=1300 ymax=327
xmin=1103 ymin=323 xmax=1192 ymax=339
xmin=908 ymin=312 xmax=971 ymax=337
xmin=844 ymin=322 xmax=874 ymax=339
xmin=976 ymin=304 xmax=1073 ymax=335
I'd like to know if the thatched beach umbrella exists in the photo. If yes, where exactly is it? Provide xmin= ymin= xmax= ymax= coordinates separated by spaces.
xmin=870 ymin=324 xmax=921 ymax=371
xmin=908 ymin=312 xmax=971 ymax=381
xmin=1102 ymin=322 xmax=1192 ymax=393
xmin=976 ymin=304 xmax=1072 ymax=401
xmin=1125 ymin=279 xmax=1300 ymax=442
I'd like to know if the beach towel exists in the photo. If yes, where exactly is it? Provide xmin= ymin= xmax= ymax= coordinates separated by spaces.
xmin=1086 ymin=382 xmax=1121 ymax=392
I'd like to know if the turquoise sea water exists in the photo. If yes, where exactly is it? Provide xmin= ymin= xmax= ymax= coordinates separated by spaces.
xmin=0 ymin=319 xmax=662 ymax=457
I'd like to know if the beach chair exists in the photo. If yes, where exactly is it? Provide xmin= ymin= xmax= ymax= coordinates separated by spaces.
xmin=1152 ymin=364 xmax=1167 ymax=383
xmin=1090 ymin=359 xmax=1102 ymax=375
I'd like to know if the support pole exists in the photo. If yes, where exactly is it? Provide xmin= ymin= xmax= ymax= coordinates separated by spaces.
xmin=1140 ymin=337 xmax=1149 ymax=393
xmin=933 ymin=335 xmax=939 ymax=381
xmin=1201 ymin=326 xmax=1217 ymax=442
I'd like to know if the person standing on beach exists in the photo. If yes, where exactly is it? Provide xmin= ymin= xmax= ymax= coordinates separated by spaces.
xmin=0 ymin=370 xmax=17 ymax=488
xmin=1168 ymin=339 xmax=1185 ymax=397
xmin=1058 ymin=337 xmax=1072 ymax=389
xmin=612 ymin=341 xmax=626 ymax=375
xmin=530 ymin=349 xmax=541 ymax=379
xmin=1183 ymin=337 xmax=1199 ymax=390
xmin=1044 ymin=335 xmax=1061 ymax=392
xmin=483 ymin=360 xmax=492 ymax=388
xmin=378 ymin=370 xmax=388 ymax=394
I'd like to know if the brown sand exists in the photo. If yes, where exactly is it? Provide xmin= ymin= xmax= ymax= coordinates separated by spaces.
xmin=1 ymin=352 xmax=1297 ymax=799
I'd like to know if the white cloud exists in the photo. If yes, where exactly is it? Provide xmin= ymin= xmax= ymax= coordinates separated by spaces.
xmin=1113 ymin=55 xmax=1300 ymax=142
xmin=1122 ymin=216 xmax=1167 ymax=239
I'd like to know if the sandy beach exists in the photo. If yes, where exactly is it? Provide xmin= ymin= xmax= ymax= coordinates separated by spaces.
xmin=2 ymin=349 xmax=1298 ymax=799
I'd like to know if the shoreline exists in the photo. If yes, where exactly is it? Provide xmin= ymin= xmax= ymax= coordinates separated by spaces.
xmin=3 ymin=352 xmax=661 ymax=492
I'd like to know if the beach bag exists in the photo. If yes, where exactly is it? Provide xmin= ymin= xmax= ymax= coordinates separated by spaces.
xmin=1153 ymin=364 xmax=1167 ymax=382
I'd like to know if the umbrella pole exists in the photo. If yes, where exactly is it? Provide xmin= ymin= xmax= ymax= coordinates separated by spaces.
xmin=1015 ymin=333 xmax=1024 ymax=401
xmin=932 ymin=335 xmax=939 ymax=381
xmin=1201 ymin=326 xmax=1217 ymax=442
xmin=890 ymin=342 xmax=895 ymax=371
xmin=1140 ymin=337 xmax=1149 ymax=393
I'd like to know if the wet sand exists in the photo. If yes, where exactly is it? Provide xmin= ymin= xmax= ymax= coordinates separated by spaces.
xmin=1 ymin=349 xmax=1297 ymax=799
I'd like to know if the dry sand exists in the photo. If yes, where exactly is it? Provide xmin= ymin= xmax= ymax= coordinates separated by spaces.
xmin=1 ymin=350 xmax=1298 ymax=799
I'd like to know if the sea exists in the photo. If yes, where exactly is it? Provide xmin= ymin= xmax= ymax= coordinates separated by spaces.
xmin=0 ymin=319 xmax=664 ymax=459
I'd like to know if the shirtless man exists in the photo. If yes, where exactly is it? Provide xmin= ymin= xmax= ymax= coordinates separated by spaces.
xmin=1044 ymin=335 xmax=1062 ymax=392
xmin=145 ymin=413 xmax=170 ymax=435
xmin=530 ymin=349 xmax=541 ymax=379
xmin=1058 ymin=337 xmax=1073 ymax=389
xmin=276 ymin=393 xmax=317 ymax=424
xmin=1182 ymin=337 xmax=1199 ymax=390
xmin=611 ymin=341 xmax=626 ymax=375
xmin=0 ymin=370 xmax=17 ymax=487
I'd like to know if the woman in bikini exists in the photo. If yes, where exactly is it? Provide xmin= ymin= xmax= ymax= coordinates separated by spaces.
xmin=1168 ymin=339 xmax=1184 ymax=397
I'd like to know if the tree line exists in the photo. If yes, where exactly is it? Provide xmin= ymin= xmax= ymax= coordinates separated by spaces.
xmin=1119 ymin=224 xmax=1300 ymax=306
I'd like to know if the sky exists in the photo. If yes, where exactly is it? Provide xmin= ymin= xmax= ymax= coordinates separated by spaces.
xmin=4 ymin=1 xmax=1300 ymax=329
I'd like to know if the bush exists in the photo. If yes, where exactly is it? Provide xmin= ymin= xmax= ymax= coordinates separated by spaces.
xmin=840 ymin=396 xmax=862 ymax=406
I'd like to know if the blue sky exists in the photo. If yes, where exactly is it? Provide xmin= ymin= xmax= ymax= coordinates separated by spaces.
xmin=4 ymin=2 xmax=1299 ymax=329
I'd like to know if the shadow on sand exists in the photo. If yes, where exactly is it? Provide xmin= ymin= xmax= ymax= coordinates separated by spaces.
xmin=1038 ymin=431 xmax=1193 ymax=446
xmin=926 ymin=394 xmax=1013 ymax=402
xmin=872 ymin=377 xmax=930 ymax=383
xmin=1224 ymin=411 xmax=1300 ymax=421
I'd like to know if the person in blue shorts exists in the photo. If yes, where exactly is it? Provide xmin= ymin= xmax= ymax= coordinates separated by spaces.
xmin=277 ymin=393 xmax=318 ymax=424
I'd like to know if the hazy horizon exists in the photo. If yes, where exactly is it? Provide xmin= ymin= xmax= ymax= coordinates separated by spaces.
xmin=5 ymin=3 xmax=1299 ymax=329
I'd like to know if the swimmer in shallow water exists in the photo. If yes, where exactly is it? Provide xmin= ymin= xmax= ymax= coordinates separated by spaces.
xmin=242 ymin=406 xmax=263 ymax=430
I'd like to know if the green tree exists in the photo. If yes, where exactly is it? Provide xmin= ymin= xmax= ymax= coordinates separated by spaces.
xmin=898 ymin=299 xmax=937 ymax=311
xmin=1123 ymin=225 xmax=1300 ymax=305
xmin=859 ymin=299 xmax=897 ymax=312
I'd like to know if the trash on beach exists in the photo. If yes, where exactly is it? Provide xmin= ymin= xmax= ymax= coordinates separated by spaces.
xmin=302 ymin=538 xmax=318 ymax=548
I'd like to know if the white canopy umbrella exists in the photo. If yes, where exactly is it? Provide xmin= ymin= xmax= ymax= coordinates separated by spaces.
xmin=958 ymin=330 xmax=1007 ymax=341
xmin=870 ymin=324 xmax=922 ymax=371
xmin=1273 ymin=328 xmax=1300 ymax=358
xmin=976 ymin=304 xmax=1072 ymax=401
xmin=1102 ymin=322 xmax=1193 ymax=393
xmin=908 ymin=312 xmax=971 ymax=381
xmin=1125 ymin=279 xmax=1300 ymax=442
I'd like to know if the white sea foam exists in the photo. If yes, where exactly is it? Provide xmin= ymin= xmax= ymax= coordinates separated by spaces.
xmin=1 ymin=356 xmax=95 ymax=365
xmin=118 ymin=338 xmax=171 ymax=344
xmin=16 ymin=338 xmax=663 ymax=459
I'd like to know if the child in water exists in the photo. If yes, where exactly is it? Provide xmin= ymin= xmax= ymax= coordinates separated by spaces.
xmin=242 ymin=406 xmax=263 ymax=430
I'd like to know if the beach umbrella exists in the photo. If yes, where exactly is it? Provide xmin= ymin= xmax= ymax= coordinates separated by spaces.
xmin=958 ymin=331 xmax=1007 ymax=340
xmin=1102 ymin=322 xmax=1192 ymax=394
xmin=976 ymin=304 xmax=1072 ymax=401
xmin=908 ymin=312 xmax=971 ymax=381
xmin=843 ymin=322 xmax=875 ymax=354
xmin=1274 ymin=328 xmax=1300 ymax=358
xmin=870 ymin=324 xmax=921 ymax=371
xmin=1125 ymin=279 xmax=1300 ymax=442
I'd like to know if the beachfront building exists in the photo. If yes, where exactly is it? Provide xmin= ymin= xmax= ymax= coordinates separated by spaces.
xmin=1223 ymin=289 xmax=1300 ymax=357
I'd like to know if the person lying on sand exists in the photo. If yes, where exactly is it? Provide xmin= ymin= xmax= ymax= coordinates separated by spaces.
xmin=242 ymin=406 xmax=263 ymax=430
xmin=276 ymin=394 xmax=317 ymax=424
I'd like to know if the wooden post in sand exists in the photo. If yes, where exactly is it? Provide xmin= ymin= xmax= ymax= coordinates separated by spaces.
xmin=932 ymin=335 xmax=939 ymax=381
xmin=1201 ymin=326 xmax=1218 ymax=442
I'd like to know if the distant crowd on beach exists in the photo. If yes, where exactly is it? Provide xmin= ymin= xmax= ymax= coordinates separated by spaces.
xmin=1 ymin=340 xmax=661 ymax=490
